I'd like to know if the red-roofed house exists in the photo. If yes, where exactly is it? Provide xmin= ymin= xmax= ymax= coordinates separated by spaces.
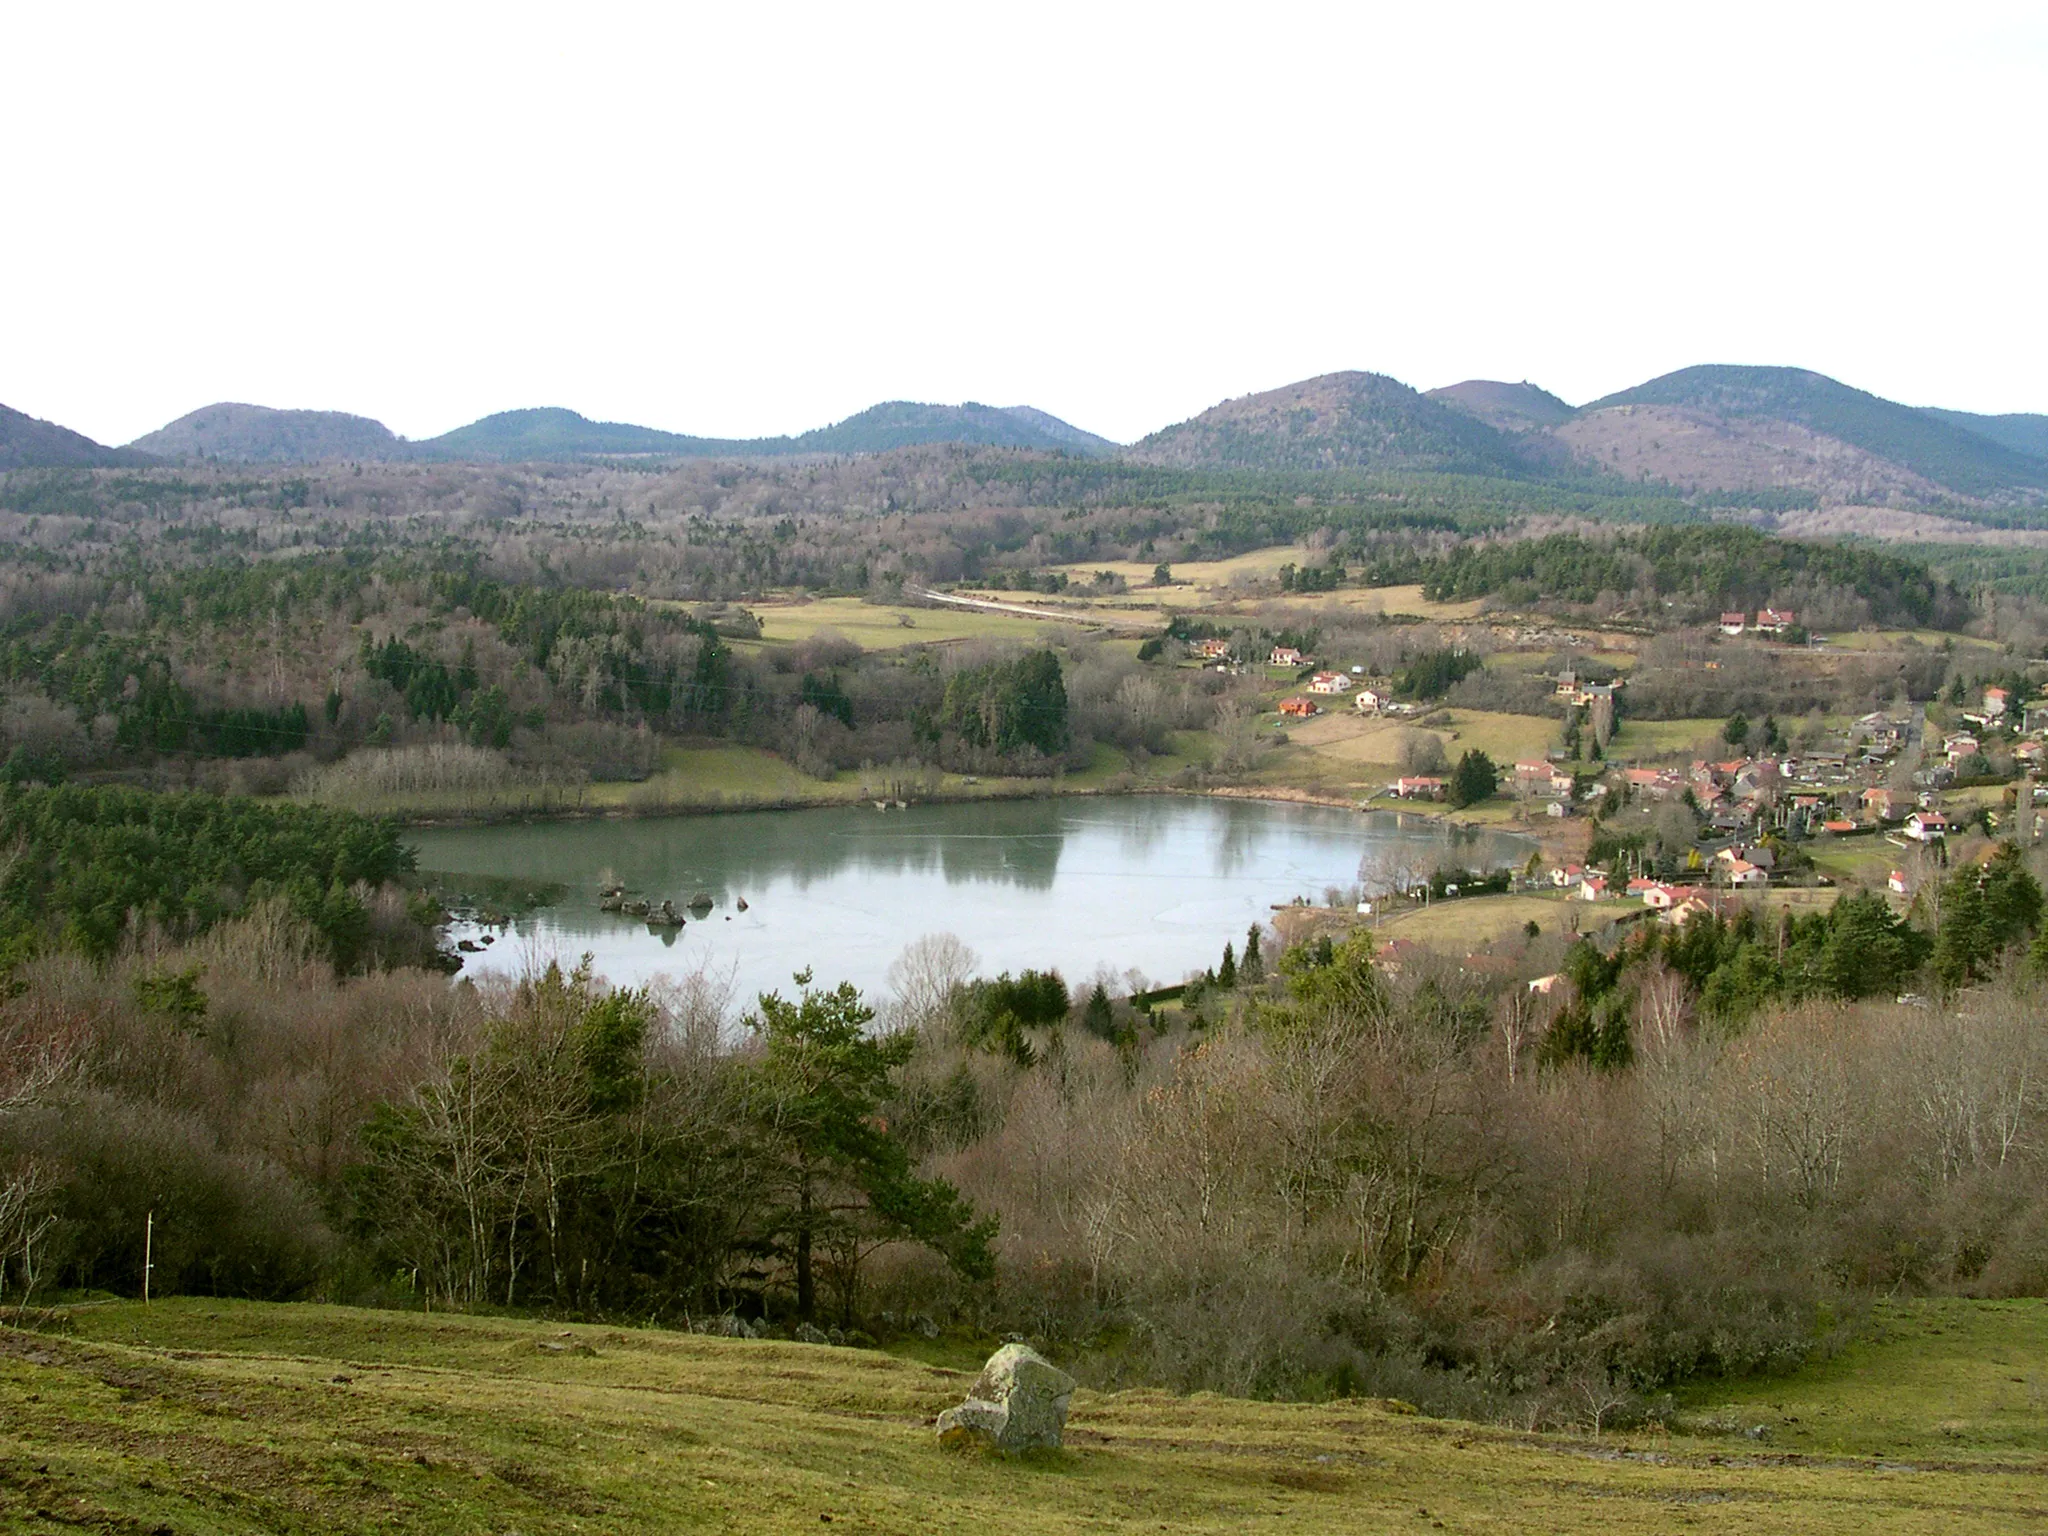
xmin=1719 ymin=613 xmax=1746 ymax=636
xmin=1306 ymin=670 xmax=1353 ymax=694
xmin=1270 ymin=646 xmax=1305 ymax=667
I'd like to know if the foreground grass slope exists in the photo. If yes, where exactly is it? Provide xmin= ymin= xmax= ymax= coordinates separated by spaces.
xmin=3 ymin=1300 xmax=2043 ymax=1534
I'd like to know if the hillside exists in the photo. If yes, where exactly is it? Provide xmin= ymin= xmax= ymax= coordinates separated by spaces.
xmin=1125 ymin=371 xmax=1525 ymax=474
xmin=1579 ymin=365 xmax=2048 ymax=503
xmin=317 ymin=400 xmax=1115 ymax=463
xmin=0 ymin=402 xmax=150 ymax=470
xmin=3 ymin=1298 xmax=2040 ymax=1535
xmin=1921 ymin=406 xmax=2048 ymax=463
xmin=1427 ymin=378 xmax=1576 ymax=432
xmin=793 ymin=400 xmax=1116 ymax=456
xmin=129 ymin=401 xmax=407 ymax=461
xmin=412 ymin=406 xmax=747 ymax=461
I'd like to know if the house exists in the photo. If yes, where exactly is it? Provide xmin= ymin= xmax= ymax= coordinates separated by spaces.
xmin=1822 ymin=818 xmax=1856 ymax=834
xmin=1863 ymin=786 xmax=1902 ymax=822
xmin=1550 ymin=768 xmax=1577 ymax=796
xmin=1662 ymin=892 xmax=1743 ymax=927
xmin=1353 ymin=687 xmax=1385 ymax=714
xmin=1719 ymin=612 xmax=1747 ymax=636
xmin=1944 ymin=734 xmax=1981 ymax=766
xmin=1269 ymin=646 xmax=1305 ymax=667
xmin=1638 ymin=882 xmax=1681 ymax=910
xmin=1527 ymin=973 xmax=1563 ymax=996
xmin=1194 ymin=638 xmax=1231 ymax=660
xmin=1277 ymin=697 xmax=1320 ymax=719
xmin=1306 ymin=670 xmax=1353 ymax=694
xmin=1554 ymin=669 xmax=1579 ymax=698
xmin=1624 ymin=767 xmax=1683 ymax=799
xmin=1888 ymin=869 xmax=1911 ymax=895
xmin=1393 ymin=776 xmax=1445 ymax=800
xmin=1756 ymin=608 xmax=1796 ymax=635
xmin=1721 ymin=858 xmax=1768 ymax=889
xmin=2017 ymin=739 xmax=2046 ymax=767
xmin=1373 ymin=938 xmax=1421 ymax=974
xmin=1579 ymin=875 xmax=1609 ymax=901
xmin=1905 ymin=810 xmax=1950 ymax=841
xmin=1984 ymin=686 xmax=2010 ymax=718
xmin=1550 ymin=863 xmax=1585 ymax=889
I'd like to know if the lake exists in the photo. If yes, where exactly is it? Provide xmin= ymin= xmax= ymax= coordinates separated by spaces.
xmin=409 ymin=796 xmax=1534 ymax=1003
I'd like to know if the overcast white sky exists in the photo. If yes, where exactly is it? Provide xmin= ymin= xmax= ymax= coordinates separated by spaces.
xmin=3 ymin=2 xmax=2043 ymax=447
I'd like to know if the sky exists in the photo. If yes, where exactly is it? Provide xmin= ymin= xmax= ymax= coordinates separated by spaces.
xmin=3 ymin=2 xmax=2044 ymax=447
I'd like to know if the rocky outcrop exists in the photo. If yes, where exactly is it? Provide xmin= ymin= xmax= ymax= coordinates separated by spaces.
xmin=935 ymin=1344 xmax=1075 ymax=1452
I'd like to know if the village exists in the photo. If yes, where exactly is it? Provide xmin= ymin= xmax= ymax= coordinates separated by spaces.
xmin=1194 ymin=614 xmax=2048 ymax=947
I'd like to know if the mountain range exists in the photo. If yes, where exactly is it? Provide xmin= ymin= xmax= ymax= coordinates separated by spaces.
xmin=4 ymin=367 xmax=2044 ymax=508
xmin=122 ymin=399 xmax=1119 ymax=466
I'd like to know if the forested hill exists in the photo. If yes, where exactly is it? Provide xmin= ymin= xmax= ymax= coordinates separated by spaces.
xmin=129 ymin=403 xmax=408 ymax=463
xmin=0 ymin=403 xmax=151 ymax=470
xmin=1375 ymin=523 xmax=1963 ymax=628
xmin=1920 ymin=406 xmax=2048 ymax=463
xmin=1582 ymin=365 xmax=2048 ymax=501
xmin=1426 ymin=379 xmax=1576 ymax=432
xmin=789 ymin=401 xmax=1116 ymax=456
xmin=125 ymin=400 xmax=1118 ymax=464
xmin=411 ymin=407 xmax=746 ymax=461
xmin=1125 ymin=371 xmax=1530 ymax=475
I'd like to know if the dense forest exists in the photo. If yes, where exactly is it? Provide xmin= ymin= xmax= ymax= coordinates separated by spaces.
xmin=1381 ymin=525 xmax=1966 ymax=629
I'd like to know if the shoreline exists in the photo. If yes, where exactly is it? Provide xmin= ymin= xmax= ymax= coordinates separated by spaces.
xmin=389 ymin=774 xmax=1584 ymax=865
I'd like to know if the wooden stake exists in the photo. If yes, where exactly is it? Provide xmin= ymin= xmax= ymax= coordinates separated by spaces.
xmin=143 ymin=1211 xmax=153 ymax=1305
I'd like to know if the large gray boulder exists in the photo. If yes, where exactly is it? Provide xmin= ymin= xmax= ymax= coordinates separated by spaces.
xmin=935 ymin=1344 xmax=1075 ymax=1452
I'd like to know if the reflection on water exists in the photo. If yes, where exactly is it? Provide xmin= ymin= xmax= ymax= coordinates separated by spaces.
xmin=411 ymin=797 xmax=1533 ymax=1003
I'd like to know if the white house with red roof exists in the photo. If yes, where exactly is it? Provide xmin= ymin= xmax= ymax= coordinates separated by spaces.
xmin=1306 ymin=670 xmax=1353 ymax=694
xmin=1270 ymin=646 xmax=1305 ymax=667
xmin=1719 ymin=612 xmax=1746 ymax=636
xmin=1905 ymin=810 xmax=1950 ymax=841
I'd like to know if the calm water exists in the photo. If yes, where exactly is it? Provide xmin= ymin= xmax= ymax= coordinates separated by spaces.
xmin=409 ymin=797 xmax=1533 ymax=1002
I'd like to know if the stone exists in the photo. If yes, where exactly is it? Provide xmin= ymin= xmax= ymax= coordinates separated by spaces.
xmin=794 ymin=1322 xmax=831 ymax=1346
xmin=935 ymin=1344 xmax=1076 ymax=1452
xmin=908 ymin=1314 xmax=940 ymax=1341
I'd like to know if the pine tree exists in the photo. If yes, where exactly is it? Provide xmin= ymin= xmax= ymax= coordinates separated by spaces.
xmin=1241 ymin=924 xmax=1264 ymax=984
xmin=1217 ymin=941 xmax=1237 ymax=987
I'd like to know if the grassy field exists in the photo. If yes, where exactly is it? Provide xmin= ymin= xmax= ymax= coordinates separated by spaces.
xmin=1373 ymin=890 xmax=1629 ymax=945
xmin=1611 ymin=717 xmax=1726 ymax=759
xmin=1 ymin=1298 xmax=2040 ymax=1534
xmin=1679 ymin=1297 xmax=2048 ymax=1461
xmin=743 ymin=596 xmax=1064 ymax=649
xmin=1287 ymin=709 xmax=1560 ymax=775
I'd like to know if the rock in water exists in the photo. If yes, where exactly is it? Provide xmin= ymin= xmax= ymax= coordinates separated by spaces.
xmin=935 ymin=1344 xmax=1075 ymax=1452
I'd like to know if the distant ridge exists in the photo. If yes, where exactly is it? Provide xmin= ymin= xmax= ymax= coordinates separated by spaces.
xmin=1582 ymin=365 xmax=2048 ymax=502
xmin=1 ymin=403 xmax=151 ymax=470
xmin=789 ymin=401 xmax=1116 ymax=457
xmin=1124 ymin=371 xmax=1523 ymax=475
xmin=411 ymin=408 xmax=745 ymax=461
xmin=129 ymin=399 xmax=1117 ymax=464
xmin=130 ymin=403 xmax=405 ymax=462
xmin=1919 ymin=407 xmax=2048 ymax=464
xmin=1427 ymin=380 xmax=1576 ymax=433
